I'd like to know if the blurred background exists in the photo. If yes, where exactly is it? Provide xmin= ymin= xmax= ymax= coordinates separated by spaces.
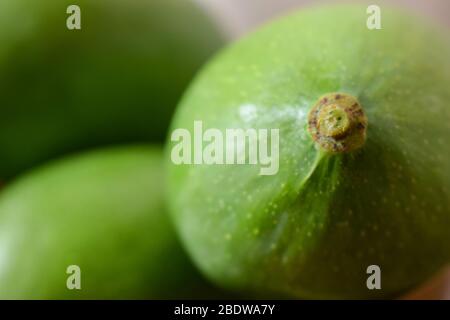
xmin=197 ymin=0 xmax=450 ymax=39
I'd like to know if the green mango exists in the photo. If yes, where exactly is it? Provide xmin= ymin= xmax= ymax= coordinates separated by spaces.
xmin=0 ymin=0 xmax=224 ymax=180
xmin=0 ymin=146 xmax=217 ymax=299
xmin=166 ymin=6 xmax=450 ymax=299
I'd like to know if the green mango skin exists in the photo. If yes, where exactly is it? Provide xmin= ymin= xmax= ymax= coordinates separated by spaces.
xmin=0 ymin=0 xmax=224 ymax=180
xmin=167 ymin=6 xmax=450 ymax=299
xmin=0 ymin=146 xmax=217 ymax=299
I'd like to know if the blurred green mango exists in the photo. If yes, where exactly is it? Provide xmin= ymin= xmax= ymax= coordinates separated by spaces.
xmin=0 ymin=145 xmax=218 ymax=299
xmin=0 ymin=0 xmax=224 ymax=180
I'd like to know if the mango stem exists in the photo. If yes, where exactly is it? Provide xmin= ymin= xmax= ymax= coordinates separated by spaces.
xmin=307 ymin=93 xmax=368 ymax=153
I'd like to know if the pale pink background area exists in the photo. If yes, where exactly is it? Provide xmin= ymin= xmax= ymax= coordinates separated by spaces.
xmin=197 ymin=0 xmax=450 ymax=39
xmin=402 ymin=268 xmax=450 ymax=300
xmin=195 ymin=0 xmax=450 ymax=299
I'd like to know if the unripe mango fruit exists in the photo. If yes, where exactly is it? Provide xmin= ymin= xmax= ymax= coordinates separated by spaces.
xmin=0 ymin=146 xmax=216 ymax=299
xmin=167 ymin=6 xmax=450 ymax=299
xmin=0 ymin=0 xmax=223 ymax=180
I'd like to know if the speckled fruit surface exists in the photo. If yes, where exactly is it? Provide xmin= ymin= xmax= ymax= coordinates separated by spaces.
xmin=166 ymin=6 xmax=450 ymax=299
